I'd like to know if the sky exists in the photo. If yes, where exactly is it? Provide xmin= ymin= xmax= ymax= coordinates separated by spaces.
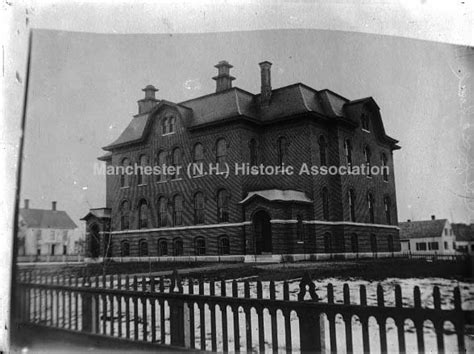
xmin=16 ymin=28 xmax=474 ymax=230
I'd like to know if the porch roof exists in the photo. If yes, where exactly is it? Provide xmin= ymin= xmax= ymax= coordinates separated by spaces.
xmin=239 ymin=189 xmax=312 ymax=204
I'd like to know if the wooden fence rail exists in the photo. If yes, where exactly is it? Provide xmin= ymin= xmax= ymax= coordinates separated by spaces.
xmin=16 ymin=270 xmax=472 ymax=353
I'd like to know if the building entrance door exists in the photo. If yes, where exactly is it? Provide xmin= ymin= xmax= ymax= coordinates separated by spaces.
xmin=253 ymin=211 xmax=272 ymax=254
xmin=89 ymin=224 xmax=100 ymax=258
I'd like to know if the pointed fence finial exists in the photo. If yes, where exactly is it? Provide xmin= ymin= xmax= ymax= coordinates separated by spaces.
xmin=298 ymin=272 xmax=319 ymax=302
xmin=170 ymin=269 xmax=183 ymax=293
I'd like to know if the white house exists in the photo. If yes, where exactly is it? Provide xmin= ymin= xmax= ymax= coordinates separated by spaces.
xmin=399 ymin=216 xmax=456 ymax=255
xmin=452 ymin=223 xmax=474 ymax=255
xmin=18 ymin=200 xmax=78 ymax=256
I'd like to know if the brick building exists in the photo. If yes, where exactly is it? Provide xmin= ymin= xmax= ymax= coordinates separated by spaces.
xmin=82 ymin=61 xmax=401 ymax=258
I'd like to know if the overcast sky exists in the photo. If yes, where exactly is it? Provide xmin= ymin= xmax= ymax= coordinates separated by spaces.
xmin=16 ymin=28 xmax=473 ymax=229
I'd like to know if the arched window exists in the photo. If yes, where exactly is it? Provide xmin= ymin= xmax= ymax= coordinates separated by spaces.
xmin=171 ymin=147 xmax=181 ymax=180
xmin=139 ymin=239 xmax=148 ymax=256
xmin=157 ymin=196 xmax=168 ymax=227
xmin=249 ymin=139 xmax=258 ymax=166
xmin=384 ymin=196 xmax=391 ymax=225
xmin=388 ymin=234 xmax=394 ymax=253
xmin=120 ymin=200 xmax=130 ymax=230
xmin=137 ymin=155 xmax=148 ymax=185
xmin=344 ymin=139 xmax=352 ymax=165
xmin=381 ymin=153 xmax=389 ymax=182
xmin=158 ymin=239 xmax=168 ymax=256
xmin=361 ymin=114 xmax=370 ymax=131
xmin=348 ymin=189 xmax=356 ymax=222
xmin=173 ymin=195 xmax=183 ymax=226
xmin=324 ymin=233 xmax=332 ymax=253
xmin=195 ymin=237 xmax=206 ymax=256
xmin=218 ymin=236 xmax=230 ymax=255
xmin=351 ymin=234 xmax=359 ymax=253
xmin=192 ymin=143 xmax=204 ymax=176
xmin=168 ymin=115 xmax=176 ymax=133
xmin=138 ymin=199 xmax=148 ymax=229
xmin=367 ymin=193 xmax=375 ymax=224
xmin=121 ymin=240 xmax=130 ymax=257
xmin=216 ymin=138 xmax=227 ymax=166
xmin=296 ymin=215 xmax=304 ymax=241
xmin=157 ymin=150 xmax=167 ymax=182
xmin=173 ymin=238 xmax=183 ymax=256
xmin=193 ymin=143 xmax=204 ymax=164
xmin=322 ymin=187 xmax=329 ymax=221
xmin=217 ymin=189 xmax=229 ymax=222
xmin=277 ymin=137 xmax=287 ymax=165
xmin=194 ymin=192 xmax=205 ymax=224
xmin=121 ymin=158 xmax=130 ymax=187
xmin=364 ymin=146 xmax=372 ymax=177
xmin=319 ymin=136 xmax=327 ymax=166
xmin=370 ymin=234 xmax=377 ymax=253
xmin=162 ymin=117 xmax=169 ymax=135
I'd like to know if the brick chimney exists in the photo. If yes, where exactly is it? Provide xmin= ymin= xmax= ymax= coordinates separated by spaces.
xmin=137 ymin=85 xmax=159 ymax=114
xmin=24 ymin=199 xmax=29 ymax=209
xmin=431 ymin=215 xmax=435 ymax=220
xmin=52 ymin=201 xmax=57 ymax=211
xmin=259 ymin=61 xmax=272 ymax=106
xmin=212 ymin=61 xmax=235 ymax=93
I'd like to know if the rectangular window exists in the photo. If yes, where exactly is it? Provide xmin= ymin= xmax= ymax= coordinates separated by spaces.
xmin=428 ymin=242 xmax=439 ymax=251
xmin=416 ymin=242 xmax=427 ymax=251
xmin=444 ymin=241 xmax=448 ymax=250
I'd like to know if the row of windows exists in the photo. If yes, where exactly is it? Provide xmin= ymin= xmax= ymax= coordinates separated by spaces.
xmin=119 ymin=136 xmax=390 ymax=188
xmin=414 ymin=241 xmax=453 ymax=251
xmin=118 ymin=233 xmax=394 ymax=256
xmin=120 ymin=236 xmax=230 ymax=257
xmin=322 ymin=187 xmax=392 ymax=224
xmin=119 ymin=189 xmax=230 ymax=230
xmin=120 ymin=139 xmax=227 ymax=187
xmin=120 ymin=187 xmax=392 ymax=231
xmin=323 ymin=233 xmax=394 ymax=253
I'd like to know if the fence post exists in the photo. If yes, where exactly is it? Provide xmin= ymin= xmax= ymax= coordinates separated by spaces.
xmin=168 ymin=270 xmax=187 ymax=347
xmin=81 ymin=277 xmax=97 ymax=333
xmin=297 ymin=272 xmax=325 ymax=353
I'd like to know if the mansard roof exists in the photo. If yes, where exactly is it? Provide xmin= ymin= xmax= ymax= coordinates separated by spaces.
xmin=103 ymin=83 xmax=400 ymax=151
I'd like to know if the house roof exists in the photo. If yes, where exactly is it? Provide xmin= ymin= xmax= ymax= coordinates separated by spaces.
xmin=80 ymin=208 xmax=111 ymax=220
xmin=20 ymin=208 xmax=77 ymax=229
xmin=452 ymin=223 xmax=474 ymax=242
xmin=239 ymin=189 xmax=313 ymax=204
xmin=103 ymin=82 xmax=400 ymax=151
xmin=399 ymin=219 xmax=448 ymax=240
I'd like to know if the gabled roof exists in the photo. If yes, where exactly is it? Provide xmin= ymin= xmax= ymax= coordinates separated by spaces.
xmin=80 ymin=208 xmax=111 ymax=220
xmin=103 ymin=101 xmax=192 ymax=150
xmin=399 ymin=219 xmax=448 ymax=240
xmin=20 ymin=208 xmax=77 ymax=229
xmin=240 ymin=189 xmax=312 ymax=204
xmin=343 ymin=96 xmax=400 ymax=149
xmin=452 ymin=223 xmax=474 ymax=242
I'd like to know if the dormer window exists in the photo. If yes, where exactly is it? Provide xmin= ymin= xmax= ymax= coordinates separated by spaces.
xmin=361 ymin=114 xmax=370 ymax=131
xmin=162 ymin=113 xmax=177 ymax=135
